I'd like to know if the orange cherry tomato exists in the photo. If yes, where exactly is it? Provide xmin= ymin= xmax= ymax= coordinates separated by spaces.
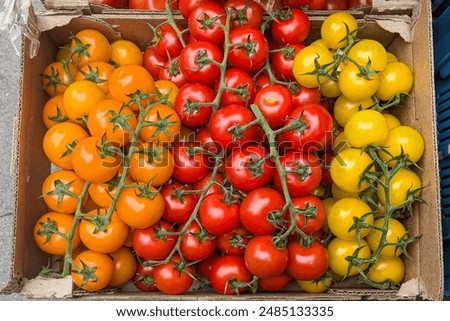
xmin=87 ymin=99 xmax=137 ymax=147
xmin=70 ymin=29 xmax=112 ymax=68
xmin=129 ymin=143 xmax=174 ymax=186
xmin=139 ymin=104 xmax=181 ymax=144
xmin=109 ymin=246 xmax=137 ymax=288
xmin=75 ymin=62 xmax=116 ymax=94
xmin=63 ymin=80 xmax=106 ymax=123
xmin=109 ymin=64 xmax=156 ymax=112
xmin=111 ymin=39 xmax=143 ymax=66
xmin=41 ymin=170 xmax=87 ymax=214
xmin=115 ymin=183 xmax=165 ymax=229
xmin=43 ymin=122 xmax=89 ymax=170
xmin=33 ymin=212 xmax=81 ymax=256
xmin=79 ymin=208 xmax=129 ymax=254
xmin=71 ymin=249 xmax=115 ymax=291
xmin=41 ymin=61 xmax=78 ymax=97
xmin=42 ymin=95 xmax=69 ymax=129
xmin=72 ymin=136 xmax=122 ymax=184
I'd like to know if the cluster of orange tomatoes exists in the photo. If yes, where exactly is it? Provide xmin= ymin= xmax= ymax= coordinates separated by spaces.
xmin=34 ymin=0 xmax=422 ymax=296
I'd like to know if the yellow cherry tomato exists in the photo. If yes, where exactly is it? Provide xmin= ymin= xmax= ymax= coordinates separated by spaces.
xmin=296 ymin=275 xmax=333 ymax=293
xmin=333 ymin=131 xmax=351 ymax=155
xmin=328 ymin=238 xmax=372 ymax=277
xmin=377 ymin=168 xmax=422 ymax=207
xmin=328 ymin=198 xmax=374 ymax=240
xmin=382 ymin=113 xmax=401 ymax=129
xmin=378 ymin=125 xmax=425 ymax=166
xmin=338 ymin=62 xmax=380 ymax=102
xmin=375 ymin=61 xmax=414 ymax=101
xmin=345 ymin=109 xmax=389 ymax=147
xmin=330 ymin=148 xmax=373 ymax=193
xmin=347 ymin=39 xmax=387 ymax=71
xmin=366 ymin=218 xmax=408 ymax=258
xmin=293 ymin=45 xmax=334 ymax=88
xmin=367 ymin=256 xmax=405 ymax=286
xmin=321 ymin=12 xmax=358 ymax=49
xmin=333 ymin=95 xmax=374 ymax=127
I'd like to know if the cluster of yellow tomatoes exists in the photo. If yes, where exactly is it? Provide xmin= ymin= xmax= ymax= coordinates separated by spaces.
xmin=292 ymin=12 xmax=423 ymax=287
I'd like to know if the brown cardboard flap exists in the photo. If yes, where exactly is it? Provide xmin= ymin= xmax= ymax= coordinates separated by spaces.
xmin=42 ymin=0 xmax=89 ymax=10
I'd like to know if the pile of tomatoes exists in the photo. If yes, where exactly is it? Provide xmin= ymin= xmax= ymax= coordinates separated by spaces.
xmin=35 ymin=0 xmax=423 ymax=296
xmin=90 ymin=0 xmax=372 ymax=11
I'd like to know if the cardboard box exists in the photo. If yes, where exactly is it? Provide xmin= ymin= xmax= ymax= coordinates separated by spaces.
xmin=1 ymin=0 xmax=444 ymax=300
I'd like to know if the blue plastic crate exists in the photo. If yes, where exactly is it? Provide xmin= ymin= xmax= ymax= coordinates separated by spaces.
xmin=444 ymin=218 xmax=450 ymax=241
xmin=444 ymin=240 xmax=450 ymax=276
xmin=433 ymin=0 xmax=448 ymax=17
xmin=433 ymin=6 xmax=450 ymax=76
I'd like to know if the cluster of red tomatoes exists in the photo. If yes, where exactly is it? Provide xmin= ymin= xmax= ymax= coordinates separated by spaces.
xmin=89 ymin=0 xmax=372 ymax=11
xmin=34 ymin=0 xmax=421 ymax=296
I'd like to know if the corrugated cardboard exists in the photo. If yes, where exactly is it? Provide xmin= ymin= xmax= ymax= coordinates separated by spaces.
xmin=1 ymin=0 xmax=443 ymax=300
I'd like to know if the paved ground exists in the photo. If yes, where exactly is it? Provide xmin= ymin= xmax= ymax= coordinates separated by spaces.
xmin=0 ymin=30 xmax=26 ymax=300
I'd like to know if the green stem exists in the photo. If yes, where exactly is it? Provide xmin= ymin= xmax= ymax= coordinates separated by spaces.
xmin=62 ymin=181 xmax=91 ymax=276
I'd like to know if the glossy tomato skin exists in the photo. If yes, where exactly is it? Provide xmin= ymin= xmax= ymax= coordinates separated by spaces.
xmin=199 ymin=193 xmax=241 ymax=235
xmin=87 ymin=99 xmax=137 ymax=147
xmin=290 ymin=195 xmax=326 ymax=234
xmin=196 ymin=127 xmax=222 ymax=155
xmin=33 ymin=212 xmax=81 ymax=256
xmin=240 ymin=187 xmax=285 ymax=235
xmin=116 ymin=185 xmax=165 ymax=229
xmin=308 ymin=0 xmax=326 ymax=10
xmin=79 ymin=208 xmax=129 ymax=254
xmin=228 ymin=26 xmax=269 ymax=74
xmin=153 ymin=24 xmax=187 ymax=59
xmin=217 ymin=226 xmax=252 ymax=255
xmin=225 ymin=0 xmax=263 ymax=29
xmin=174 ymin=82 xmax=215 ymax=127
xmin=225 ymin=144 xmax=274 ymax=193
xmin=153 ymin=254 xmax=194 ymax=295
xmin=258 ymin=272 xmax=292 ymax=292
xmin=158 ymin=58 xmax=188 ymax=88
xmin=72 ymin=136 xmax=121 ymax=184
xmin=43 ymin=122 xmax=89 ymax=170
xmin=143 ymin=47 xmax=167 ymax=79
xmin=179 ymin=0 xmax=208 ymax=19
xmin=291 ymin=86 xmax=321 ymax=108
xmin=273 ymin=151 xmax=322 ymax=198
xmin=132 ymin=220 xmax=178 ymax=260
xmin=42 ymin=170 xmax=86 ymax=214
xmin=219 ymin=68 xmax=256 ymax=106
xmin=179 ymin=41 xmax=223 ymax=85
xmin=284 ymin=104 xmax=333 ymax=152
xmin=244 ymin=235 xmax=289 ymax=278
xmin=188 ymin=1 xmax=226 ymax=45
xmin=254 ymin=84 xmax=293 ymax=129
xmin=180 ymin=221 xmax=217 ymax=261
xmin=70 ymin=29 xmax=111 ymax=68
xmin=133 ymin=261 xmax=158 ymax=292
xmin=209 ymin=105 xmax=258 ymax=150
xmin=161 ymin=182 xmax=198 ymax=224
xmin=72 ymin=250 xmax=115 ymax=292
xmin=193 ymin=172 xmax=225 ymax=197
xmin=109 ymin=246 xmax=137 ymax=288
xmin=210 ymin=255 xmax=253 ymax=295
xmin=272 ymin=9 xmax=310 ymax=45
xmin=287 ymin=240 xmax=329 ymax=280
xmin=271 ymin=43 xmax=304 ymax=82
xmin=171 ymin=142 xmax=211 ymax=183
